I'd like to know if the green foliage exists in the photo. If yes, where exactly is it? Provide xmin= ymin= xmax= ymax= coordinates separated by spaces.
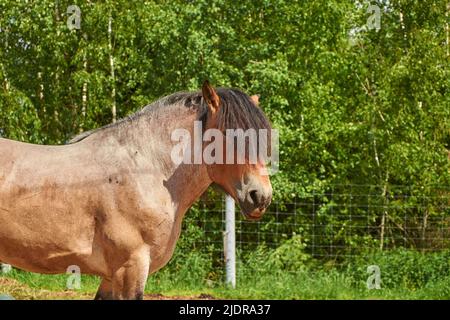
xmin=0 ymin=88 xmax=42 ymax=142
xmin=345 ymin=248 xmax=450 ymax=290
xmin=0 ymin=0 xmax=448 ymax=183
xmin=0 ymin=0 xmax=449 ymax=298
xmin=242 ymin=235 xmax=312 ymax=273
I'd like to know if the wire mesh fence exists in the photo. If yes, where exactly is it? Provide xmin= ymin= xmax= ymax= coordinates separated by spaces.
xmin=183 ymin=184 xmax=450 ymax=270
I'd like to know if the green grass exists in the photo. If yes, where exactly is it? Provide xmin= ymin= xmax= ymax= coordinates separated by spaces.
xmin=1 ymin=247 xmax=449 ymax=300
xmin=2 ymin=263 xmax=449 ymax=300
xmin=2 ymin=268 xmax=450 ymax=300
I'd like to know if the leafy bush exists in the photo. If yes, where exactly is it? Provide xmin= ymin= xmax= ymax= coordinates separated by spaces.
xmin=343 ymin=249 xmax=450 ymax=290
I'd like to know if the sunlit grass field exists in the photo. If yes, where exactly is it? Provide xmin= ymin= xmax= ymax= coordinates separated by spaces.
xmin=2 ymin=248 xmax=450 ymax=300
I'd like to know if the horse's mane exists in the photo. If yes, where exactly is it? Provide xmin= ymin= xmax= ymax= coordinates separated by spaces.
xmin=68 ymin=88 xmax=271 ymax=144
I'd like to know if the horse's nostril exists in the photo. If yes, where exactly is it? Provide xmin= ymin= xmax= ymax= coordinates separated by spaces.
xmin=249 ymin=190 xmax=258 ymax=205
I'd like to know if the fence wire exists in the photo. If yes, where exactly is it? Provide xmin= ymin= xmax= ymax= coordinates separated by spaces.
xmin=183 ymin=185 xmax=450 ymax=267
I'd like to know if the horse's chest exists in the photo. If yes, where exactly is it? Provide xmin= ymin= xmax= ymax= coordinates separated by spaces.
xmin=146 ymin=215 xmax=183 ymax=274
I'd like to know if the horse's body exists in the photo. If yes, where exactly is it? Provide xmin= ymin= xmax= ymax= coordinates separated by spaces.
xmin=0 ymin=82 xmax=272 ymax=299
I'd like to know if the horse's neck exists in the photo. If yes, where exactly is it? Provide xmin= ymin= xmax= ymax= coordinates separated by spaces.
xmin=164 ymin=163 xmax=211 ymax=216
xmin=88 ymin=104 xmax=212 ymax=216
xmin=146 ymin=107 xmax=212 ymax=215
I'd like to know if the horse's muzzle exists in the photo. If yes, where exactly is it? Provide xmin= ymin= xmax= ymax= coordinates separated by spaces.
xmin=241 ymin=208 xmax=266 ymax=221
xmin=239 ymin=189 xmax=272 ymax=221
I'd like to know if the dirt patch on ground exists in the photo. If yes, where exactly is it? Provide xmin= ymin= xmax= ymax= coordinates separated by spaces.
xmin=0 ymin=278 xmax=216 ymax=300
xmin=0 ymin=277 xmax=92 ymax=300
xmin=144 ymin=293 xmax=216 ymax=300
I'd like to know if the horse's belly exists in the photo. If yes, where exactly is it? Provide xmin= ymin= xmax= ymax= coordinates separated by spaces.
xmin=0 ymin=199 xmax=98 ymax=274
xmin=0 ymin=247 xmax=88 ymax=274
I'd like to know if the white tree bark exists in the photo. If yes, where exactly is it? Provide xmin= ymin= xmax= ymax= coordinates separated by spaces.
xmin=446 ymin=3 xmax=449 ymax=57
xmin=108 ymin=13 xmax=117 ymax=123
xmin=3 ymin=25 xmax=10 ymax=92
xmin=82 ymin=51 xmax=88 ymax=118
xmin=399 ymin=11 xmax=407 ymax=43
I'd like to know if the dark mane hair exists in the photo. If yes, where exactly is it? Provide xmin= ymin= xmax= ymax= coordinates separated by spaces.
xmin=214 ymin=88 xmax=271 ymax=132
xmin=68 ymin=88 xmax=271 ymax=144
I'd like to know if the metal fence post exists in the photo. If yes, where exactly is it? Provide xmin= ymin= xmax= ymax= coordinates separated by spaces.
xmin=225 ymin=195 xmax=236 ymax=288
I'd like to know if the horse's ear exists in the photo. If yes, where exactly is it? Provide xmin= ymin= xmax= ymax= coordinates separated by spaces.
xmin=202 ymin=80 xmax=220 ymax=114
xmin=250 ymin=94 xmax=260 ymax=107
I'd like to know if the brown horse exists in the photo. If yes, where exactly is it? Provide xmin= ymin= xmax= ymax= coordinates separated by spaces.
xmin=0 ymin=81 xmax=272 ymax=299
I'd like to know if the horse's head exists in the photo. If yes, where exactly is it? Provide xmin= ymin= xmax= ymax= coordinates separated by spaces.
xmin=201 ymin=81 xmax=273 ymax=221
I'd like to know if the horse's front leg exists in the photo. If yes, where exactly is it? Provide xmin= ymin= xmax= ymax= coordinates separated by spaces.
xmin=94 ymin=278 xmax=113 ymax=300
xmin=111 ymin=246 xmax=150 ymax=300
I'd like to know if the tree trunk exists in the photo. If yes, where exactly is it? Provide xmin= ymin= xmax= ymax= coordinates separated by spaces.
xmin=37 ymin=72 xmax=44 ymax=102
xmin=379 ymin=173 xmax=389 ymax=250
xmin=399 ymin=10 xmax=407 ymax=45
xmin=108 ymin=13 xmax=117 ymax=123
xmin=2 ymin=25 xmax=10 ymax=92
xmin=81 ymin=59 xmax=88 ymax=121
xmin=1 ymin=63 xmax=9 ymax=92
xmin=54 ymin=1 xmax=60 ymax=126
xmin=421 ymin=209 xmax=429 ymax=252
xmin=446 ymin=3 xmax=449 ymax=57
xmin=80 ymin=33 xmax=88 ymax=133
